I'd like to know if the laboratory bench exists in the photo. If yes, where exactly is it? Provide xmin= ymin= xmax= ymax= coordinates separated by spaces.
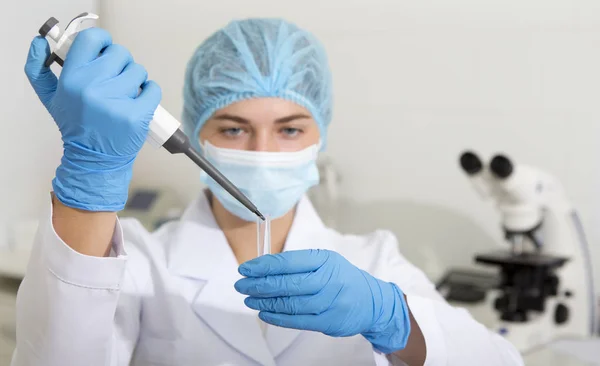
xmin=455 ymin=300 xmax=600 ymax=365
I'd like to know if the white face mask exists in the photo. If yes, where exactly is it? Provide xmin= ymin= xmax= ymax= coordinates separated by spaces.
xmin=200 ymin=141 xmax=321 ymax=221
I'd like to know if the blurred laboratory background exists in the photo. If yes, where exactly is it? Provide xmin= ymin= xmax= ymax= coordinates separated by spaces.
xmin=1 ymin=0 xmax=600 ymax=364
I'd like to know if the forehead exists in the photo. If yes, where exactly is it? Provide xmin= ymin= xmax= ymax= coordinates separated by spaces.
xmin=213 ymin=98 xmax=314 ymax=121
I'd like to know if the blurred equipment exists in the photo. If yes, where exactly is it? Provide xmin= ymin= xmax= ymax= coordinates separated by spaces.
xmin=436 ymin=269 xmax=500 ymax=304
xmin=120 ymin=186 xmax=185 ymax=231
xmin=459 ymin=150 xmax=598 ymax=352
xmin=38 ymin=13 xmax=263 ymax=221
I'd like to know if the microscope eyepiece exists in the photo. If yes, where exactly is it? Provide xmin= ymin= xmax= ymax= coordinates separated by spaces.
xmin=460 ymin=151 xmax=483 ymax=175
xmin=490 ymin=154 xmax=513 ymax=179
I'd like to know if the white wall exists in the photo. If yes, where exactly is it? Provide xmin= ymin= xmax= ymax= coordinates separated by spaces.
xmin=3 ymin=1 xmax=598 ymax=284
xmin=0 ymin=1 xmax=97 ymax=248
xmin=99 ymin=0 xmax=600 ymax=283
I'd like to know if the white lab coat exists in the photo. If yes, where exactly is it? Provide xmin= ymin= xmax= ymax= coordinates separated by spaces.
xmin=11 ymin=192 xmax=523 ymax=366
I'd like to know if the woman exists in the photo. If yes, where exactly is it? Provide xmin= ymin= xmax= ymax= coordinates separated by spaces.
xmin=17 ymin=19 xmax=523 ymax=365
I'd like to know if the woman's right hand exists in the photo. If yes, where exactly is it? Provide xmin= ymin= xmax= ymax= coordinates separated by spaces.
xmin=24 ymin=28 xmax=162 ymax=212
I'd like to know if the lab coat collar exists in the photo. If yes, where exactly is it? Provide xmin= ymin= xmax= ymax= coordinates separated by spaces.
xmin=167 ymin=192 xmax=274 ymax=365
xmin=167 ymin=190 xmax=229 ymax=281
xmin=166 ymin=191 xmax=332 ymax=363
xmin=167 ymin=190 xmax=331 ymax=279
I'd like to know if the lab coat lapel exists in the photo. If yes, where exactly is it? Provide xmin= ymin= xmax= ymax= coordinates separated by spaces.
xmin=192 ymin=261 xmax=275 ymax=366
xmin=265 ymin=196 xmax=336 ymax=358
xmin=167 ymin=192 xmax=275 ymax=366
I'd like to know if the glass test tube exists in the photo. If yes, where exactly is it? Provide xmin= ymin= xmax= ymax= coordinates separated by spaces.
xmin=256 ymin=215 xmax=271 ymax=256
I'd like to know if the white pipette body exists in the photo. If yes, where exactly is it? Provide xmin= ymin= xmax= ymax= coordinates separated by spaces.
xmin=40 ymin=13 xmax=179 ymax=148
xmin=37 ymin=13 xmax=264 ymax=219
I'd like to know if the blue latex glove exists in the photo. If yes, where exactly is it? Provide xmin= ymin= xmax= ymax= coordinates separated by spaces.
xmin=235 ymin=249 xmax=411 ymax=354
xmin=24 ymin=29 xmax=161 ymax=211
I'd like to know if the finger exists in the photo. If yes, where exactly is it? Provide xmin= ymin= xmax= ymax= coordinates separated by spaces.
xmin=245 ymin=295 xmax=329 ymax=315
xmin=94 ymin=44 xmax=133 ymax=78
xmin=24 ymin=36 xmax=57 ymax=107
xmin=239 ymin=249 xmax=331 ymax=277
xmin=234 ymin=272 xmax=323 ymax=297
xmin=259 ymin=312 xmax=324 ymax=332
xmin=135 ymin=80 xmax=162 ymax=109
xmin=108 ymin=62 xmax=148 ymax=98
xmin=64 ymin=28 xmax=112 ymax=68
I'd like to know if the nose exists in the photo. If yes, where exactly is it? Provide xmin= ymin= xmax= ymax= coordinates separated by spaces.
xmin=250 ymin=129 xmax=279 ymax=152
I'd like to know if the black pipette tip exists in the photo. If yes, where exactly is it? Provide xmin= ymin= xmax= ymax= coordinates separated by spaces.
xmin=162 ymin=129 xmax=266 ymax=221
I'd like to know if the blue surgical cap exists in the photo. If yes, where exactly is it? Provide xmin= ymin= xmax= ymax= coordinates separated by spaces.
xmin=182 ymin=18 xmax=333 ymax=150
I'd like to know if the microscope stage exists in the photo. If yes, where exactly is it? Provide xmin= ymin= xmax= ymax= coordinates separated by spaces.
xmin=475 ymin=250 xmax=569 ymax=269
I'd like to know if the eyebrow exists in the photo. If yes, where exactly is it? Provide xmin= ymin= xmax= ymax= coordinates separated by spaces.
xmin=275 ymin=114 xmax=312 ymax=123
xmin=212 ymin=114 xmax=250 ymax=124
xmin=212 ymin=113 xmax=311 ymax=124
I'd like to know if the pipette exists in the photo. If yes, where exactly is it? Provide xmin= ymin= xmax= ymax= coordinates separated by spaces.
xmin=37 ymin=13 xmax=264 ymax=221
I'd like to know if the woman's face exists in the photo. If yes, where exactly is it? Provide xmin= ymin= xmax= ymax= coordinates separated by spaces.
xmin=198 ymin=98 xmax=320 ymax=152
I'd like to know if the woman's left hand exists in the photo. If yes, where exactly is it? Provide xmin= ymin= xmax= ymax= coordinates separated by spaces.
xmin=234 ymin=249 xmax=411 ymax=354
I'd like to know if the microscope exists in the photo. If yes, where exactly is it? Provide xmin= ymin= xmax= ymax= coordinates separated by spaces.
xmin=459 ymin=151 xmax=597 ymax=352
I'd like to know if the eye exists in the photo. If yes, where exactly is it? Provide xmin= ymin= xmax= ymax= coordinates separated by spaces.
xmin=280 ymin=127 xmax=303 ymax=138
xmin=220 ymin=127 xmax=245 ymax=137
